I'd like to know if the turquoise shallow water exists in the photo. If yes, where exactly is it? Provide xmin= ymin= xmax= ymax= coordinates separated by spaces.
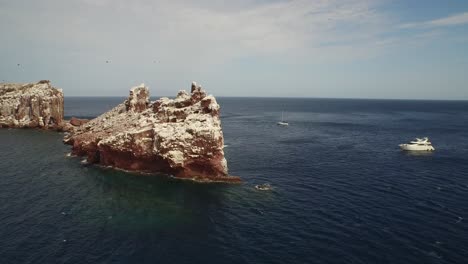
xmin=1 ymin=98 xmax=468 ymax=263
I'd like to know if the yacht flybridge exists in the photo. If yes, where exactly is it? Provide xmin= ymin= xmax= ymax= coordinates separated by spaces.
xmin=399 ymin=137 xmax=435 ymax=151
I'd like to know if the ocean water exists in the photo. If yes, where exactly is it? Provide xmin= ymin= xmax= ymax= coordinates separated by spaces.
xmin=1 ymin=97 xmax=468 ymax=264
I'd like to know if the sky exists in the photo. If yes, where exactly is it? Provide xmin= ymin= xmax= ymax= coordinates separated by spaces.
xmin=1 ymin=0 xmax=468 ymax=99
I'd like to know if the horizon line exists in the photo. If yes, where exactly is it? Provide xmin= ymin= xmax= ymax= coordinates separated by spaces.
xmin=64 ymin=95 xmax=468 ymax=102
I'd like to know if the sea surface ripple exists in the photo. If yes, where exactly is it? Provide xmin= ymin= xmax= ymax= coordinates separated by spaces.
xmin=1 ymin=97 xmax=467 ymax=263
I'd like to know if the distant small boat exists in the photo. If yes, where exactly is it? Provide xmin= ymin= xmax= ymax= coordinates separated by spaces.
xmin=255 ymin=183 xmax=272 ymax=191
xmin=399 ymin=137 xmax=435 ymax=151
xmin=277 ymin=111 xmax=289 ymax=126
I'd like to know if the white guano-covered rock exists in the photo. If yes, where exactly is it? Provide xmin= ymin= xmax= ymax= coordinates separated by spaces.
xmin=64 ymin=82 xmax=240 ymax=183
xmin=0 ymin=80 xmax=64 ymax=129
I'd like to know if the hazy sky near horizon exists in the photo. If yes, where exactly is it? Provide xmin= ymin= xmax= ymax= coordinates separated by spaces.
xmin=1 ymin=0 xmax=468 ymax=99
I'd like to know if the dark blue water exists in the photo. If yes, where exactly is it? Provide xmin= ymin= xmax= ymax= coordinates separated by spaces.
xmin=1 ymin=97 xmax=468 ymax=264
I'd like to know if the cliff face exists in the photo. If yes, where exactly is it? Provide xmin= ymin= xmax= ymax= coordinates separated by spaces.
xmin=0 ymin=80 xmax=64 ymax=129
xmin=64 ymin=82 xmax=240 ymax=183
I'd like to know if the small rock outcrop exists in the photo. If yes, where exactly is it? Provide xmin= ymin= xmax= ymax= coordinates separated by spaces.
xmin=69 ymin=117 xmax=89 ymax=127
xmin=0 ymin=80 xmax=65 ymax=129
xmin=64 ymin=82 xmax=240 ymax=183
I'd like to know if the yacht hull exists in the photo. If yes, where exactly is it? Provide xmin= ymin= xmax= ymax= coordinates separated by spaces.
xmin=399 ymin=144 xmax=435 ymax=151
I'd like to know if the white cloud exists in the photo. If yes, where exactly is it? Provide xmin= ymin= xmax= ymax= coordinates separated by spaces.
xmin=429 ymin=12 xmax=468 ymax=26
xmin=1 ymin=0 xmax=391 ymax=64
xmin=401 ymin=12 xmax=468 ymax=29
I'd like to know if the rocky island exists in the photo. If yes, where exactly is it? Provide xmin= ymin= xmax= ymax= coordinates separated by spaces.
xmin=0 ymin=80 xmax=65 ymax=129
xmin=64 ymin=82 xmax=240 ymax=183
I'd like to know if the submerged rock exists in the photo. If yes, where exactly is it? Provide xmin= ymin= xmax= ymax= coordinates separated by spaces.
xmin=64 ymin=82 xmax=240 ymax=183
xmin=0 ymin=80 xmax=65 ymax=130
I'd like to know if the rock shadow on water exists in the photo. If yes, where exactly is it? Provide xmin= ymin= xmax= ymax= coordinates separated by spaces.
xmin=71 ymin=163 xmax=241 ymax=233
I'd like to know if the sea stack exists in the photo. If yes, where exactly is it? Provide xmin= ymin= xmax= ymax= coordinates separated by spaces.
xmin=0 ymin=80 xmax=65 ymax=129
xmin=64 ymin=82 xmax=240 ymax=183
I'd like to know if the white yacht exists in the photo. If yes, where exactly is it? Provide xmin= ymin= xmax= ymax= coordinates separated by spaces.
xmin=277 ymin=111 xmax=289 ymax=126
xmin=399 ymin=137 xmax=435 ymax=151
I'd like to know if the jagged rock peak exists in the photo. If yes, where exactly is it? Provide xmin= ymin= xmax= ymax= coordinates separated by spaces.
xmin=190 ymin=81 xmax=207 ymax=104
xmin=125 ymin=84 xmax=150 ymax=112
xmin=191 ymin=81 xmax=198 ymax=92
